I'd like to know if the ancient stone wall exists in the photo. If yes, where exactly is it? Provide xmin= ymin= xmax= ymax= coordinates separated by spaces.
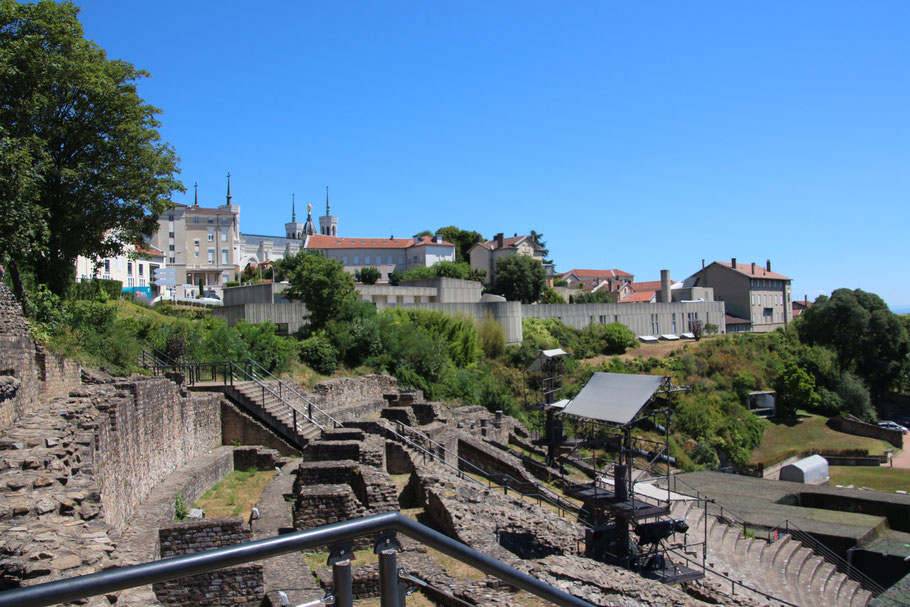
xmin=457 ymin=435 xmax=535 ymax=484
xmin=153 ymin=517 xmax=263 ymax=607
xmin=91 ymin=379 xmax=223 ymax=530
xmin=34 ymin=346 xmax=81 ymax=400
xmin=305 ymin=374 xmax=397 ymax=421
xmin=221 ymin=401 xmax=298 ymax=455
xmin=0 ymin=285 xmax=40 ymax=431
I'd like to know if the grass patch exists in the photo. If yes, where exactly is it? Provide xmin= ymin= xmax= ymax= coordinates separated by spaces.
xmin=193 ymin=468 xmax=276 ymax=521
xmin=829 ymin=466 xmax=910 ymax=493
xmin=749 ymin=413 xmax=892 ymax=467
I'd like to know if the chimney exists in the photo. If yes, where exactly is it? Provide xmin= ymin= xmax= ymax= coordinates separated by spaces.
xmin=435 ymin=233 xmax=442 ymax=244
xmin=495 ymin=233 xmax=504 ymax=249
xmin=476 ymin=234 xmax=483 ymax=243
xmin=751 ymin=262 xmax=756 ymax=274
xmin=701 ymin=259 xmax=706 ymax=287
xmin=660 ymin=269 xmax=671 ymax=303
xmin=513 ymin=232 xmax=517 ymax=237
xmin=731 ymin=257 xmax=736 ymax=268
xmin=766 ymin=259 xmax=771 ymax=272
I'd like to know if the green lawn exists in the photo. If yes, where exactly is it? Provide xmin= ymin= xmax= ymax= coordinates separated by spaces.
xmin=749 ymin=413 xmax=893 ymax=467
xmin=829 ymin=466 xmax=910 ymax=493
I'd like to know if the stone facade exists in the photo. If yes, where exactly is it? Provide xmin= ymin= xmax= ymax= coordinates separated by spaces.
xmin=153 ymin=518 xmax=263 ymax=606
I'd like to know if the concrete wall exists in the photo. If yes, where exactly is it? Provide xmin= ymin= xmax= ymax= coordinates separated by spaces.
xmin=829 ymin=415 xmax=903 ymax=449
xmin=524 ymin=301 xmax=726 ymax=336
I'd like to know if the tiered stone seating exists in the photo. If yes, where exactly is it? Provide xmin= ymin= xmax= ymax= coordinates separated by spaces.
xmin=670 ymin=499 xmax=872 ymax=607
xmin=230 ymin=381 xmax=323 ymax=445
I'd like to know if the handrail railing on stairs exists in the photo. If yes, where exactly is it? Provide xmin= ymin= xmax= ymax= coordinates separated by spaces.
xmin=244 ymin=358 xmax=344 ymax=430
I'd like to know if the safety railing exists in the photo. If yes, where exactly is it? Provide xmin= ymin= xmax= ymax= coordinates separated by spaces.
xmin=0 ymin=512 xmax=596 ymax=607
xmin=770 ymin=519 xmax=884 ymax=595
xmin=244 ymin=359 xmax=344 ymax=431
xmin=659 ymin=474 xmax=884 ymax=596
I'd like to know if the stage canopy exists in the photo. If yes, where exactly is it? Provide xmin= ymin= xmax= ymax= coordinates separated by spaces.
xmin=562 ymin=372 xmax=667 ymax=425
xmin=525 ymin=348 xmax=569 ymax=372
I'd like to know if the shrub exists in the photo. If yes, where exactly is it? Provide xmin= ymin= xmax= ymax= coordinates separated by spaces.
xmin=354 ymin=266 xmax=381 ymax=284
xmin=70 ymin=278 xmax=122 ymax=301
xmin=299 ymin=334 xmax=339 ymax=375
xmin=477 ymin=313 xmax=506 ymax=359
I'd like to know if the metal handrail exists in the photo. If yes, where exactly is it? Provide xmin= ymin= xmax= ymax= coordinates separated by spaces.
xmin=770 ymin=519 xmax=884 ymax=595
xmin=245 ymin=359 xmax=344 ymax=430
xmin=382 ymin=423 xmax=485 ymax=487
xmin=0 ymin=512 xmax=596 ymax=607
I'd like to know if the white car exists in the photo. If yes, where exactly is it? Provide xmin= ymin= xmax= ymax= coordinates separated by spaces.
xmin=877 ymin=421 xmax=909 ymax=434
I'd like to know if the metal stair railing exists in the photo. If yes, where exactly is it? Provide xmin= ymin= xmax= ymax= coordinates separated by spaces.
xmin=244 ymin=359 xmax=344 ymax=430
xmin=771 ymin=519 xmax=884 ymax=596
xmin=390 ymin=421 xmax=588 ymax=523
xmin=0 ymin=512 xmax=596 ymax=607
xmin=659 ymin=474 xmax=884 ymax=596
xmin=138 ymin=346 xmax=179 ymax=370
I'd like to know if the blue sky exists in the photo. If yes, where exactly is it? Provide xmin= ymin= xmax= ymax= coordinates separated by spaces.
xmin=73 ymin=1 xmax=910 ymax=309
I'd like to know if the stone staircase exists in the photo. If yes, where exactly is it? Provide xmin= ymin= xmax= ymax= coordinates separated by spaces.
xmin=670 ymin=499 xmax=872 ymax=607
xmin=226 ymin=381 xmax=324 ymax=448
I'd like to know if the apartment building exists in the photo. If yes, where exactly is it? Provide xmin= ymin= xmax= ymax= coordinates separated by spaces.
xmin=303 ymin=234 xmax=456 ymax=282
xmin=684 ymin=259 xmax=792 ymax=332
xmin=74 ymin=243 xmax=166 ymax=299
xmin=469 ymin=233 xmax=552 ymax=286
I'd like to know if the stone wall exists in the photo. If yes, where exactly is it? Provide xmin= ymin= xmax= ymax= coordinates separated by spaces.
xmin=153 ymin=517 xmax=263 ymax=607
xmin=91 ymin=379 xmax=223 ymax=530
xmin=829 ymin=415 xmax=903 ymax=449
xmin=34 ymin=346 xmax=81 ymax=400
xmin=304 ymin=374 xmax=397 ymax=422
xmin=221 ymin=400 xmax=299 ymax=455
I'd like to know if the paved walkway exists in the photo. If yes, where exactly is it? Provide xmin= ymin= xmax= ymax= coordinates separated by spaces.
xmin=251 ymin=459 xmax=324 ymax=605
xmin=886 ymin=446 xmax=910 ymax=469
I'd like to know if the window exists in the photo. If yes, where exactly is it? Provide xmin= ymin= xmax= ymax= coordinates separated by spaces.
xmin=751 ymin=294 xmax=755 ymax=305
xmin=342 ymin=256 xmax=347 ymax=264
xmin=193 ymin=216 xmax=199 ymax=223
xmin=221 ymin=249 xmax=228 ymax=264
xmin=127 ymin=262 xmax=133 ymax=275
xmin=104 ymin=260 xmax=110 ymax=273
xmin=208 ymin=249 xmax=214 ymax=264
xmin=672 ymin=313 xmax=677 ymax=333
xmin=353 ymin=256 xmax=359 ymax=264
xmin=208 ymin=230 xmax=214 ymax=242
xmin=398 ymin=256 xmax=404 ymax=264
xmin=221 ymin=229 xmax=227 ymax=242
xmin=207 ymin=217 xmax=213 ymax=224
xmin=168 ymin=231 xmax=174 ymax=238
xmin=138 ymin=264 xmax=144 ymax=276
xmin=169 ymin=244 xmax=175 ymax=251
xmin=387 ymin=256 xmax=393 ymax=264
xmin=168 ymin=214 xmax=174 ymax=221
xmin=365 ymin=256 xmax=370 ymax=265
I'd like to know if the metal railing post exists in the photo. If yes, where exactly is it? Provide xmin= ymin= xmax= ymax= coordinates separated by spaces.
xmin=328 ymin=543 xmax=353 ymax=607
xmin=375 ymin=533 xmax=402 ymax=607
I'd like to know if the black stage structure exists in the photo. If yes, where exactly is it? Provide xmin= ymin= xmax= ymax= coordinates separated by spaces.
xmin=548 ymin=372 xmax=704 ymax=585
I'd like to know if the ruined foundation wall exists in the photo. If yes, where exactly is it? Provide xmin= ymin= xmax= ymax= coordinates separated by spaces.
xmin=92 ymin=380 xmax=222 ymax=530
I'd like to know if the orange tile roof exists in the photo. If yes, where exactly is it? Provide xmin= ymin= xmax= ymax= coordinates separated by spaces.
xmin=630 ymin=280 xmax=663 ymax=291
xmin=620 ymin=291 xmax=656 ymax=303
xmin=135 ymin=245 xmax=164 ymax=258
xmin=305 ymin=234 xmax=454 ymax=250
xmin=717 ymin=261 xmax=790 ymax=281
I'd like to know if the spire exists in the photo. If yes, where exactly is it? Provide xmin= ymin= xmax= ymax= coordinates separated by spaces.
xmin=194 ymin=182 xmax=198 ymax=206
xmin=325 ymin=186 xmax=330 ymax=216
xmin=292 ymin=194 xmax=296 ymax=222
xmin=226 ymin=172 xmax=232 ymax=205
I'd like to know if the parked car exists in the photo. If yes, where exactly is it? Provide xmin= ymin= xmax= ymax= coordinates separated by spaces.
xmin=877 ymin=421 xmax=909 ymax=434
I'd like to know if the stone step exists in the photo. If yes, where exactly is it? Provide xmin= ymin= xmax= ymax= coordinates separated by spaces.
xmin=850 ymin=587 xmax=872 ymax=607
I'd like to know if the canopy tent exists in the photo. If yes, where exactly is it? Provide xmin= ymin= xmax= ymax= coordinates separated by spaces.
xmin=525 ymin=348 xmax=570 ymax=372
xmin=779 ymin=454 xmax=830 ymax=484
xmin=562 ymin=372 xmax=668 ymax=425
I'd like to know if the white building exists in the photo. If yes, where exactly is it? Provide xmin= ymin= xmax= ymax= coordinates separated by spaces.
xmin=75 ymin=243 xmax=167 ymax=299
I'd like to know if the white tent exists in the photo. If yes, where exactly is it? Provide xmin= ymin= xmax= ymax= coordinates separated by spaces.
xmin=779 ymin=454 xmax=829 ymax=484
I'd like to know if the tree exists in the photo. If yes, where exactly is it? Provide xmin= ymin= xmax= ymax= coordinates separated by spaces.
xmin=355 ymin=266 xmax=380 ymax=284
xmin=436 ymin=225 xmax=482 ymax=263
xmin=282 ymin=251 xmax=356 ymax=331
xmin=0 ymin=1 xmax=183 ymax=302
xmin=797 ymin=289 xmax=910 ymax=398
xmin=530 ymin=229 xmax=550 ymax=263
xmin=494 ymin=255 xmax=547 ymax=304
xmin=541 ymin=288 xmax=565 ymax=304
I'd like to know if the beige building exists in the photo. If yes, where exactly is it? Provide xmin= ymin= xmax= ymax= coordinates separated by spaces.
xmin=75 ymin=243 xmax=166 ymax=299
xmin=148 ymin=181 xmax=241 ymax=293
xmin=303 ymin=234 xmax=456 ymax=282
xmin=684 ymin=259 xmax=792 ymax=332
xmin=469 ymin=233 xmax=551 ymax=286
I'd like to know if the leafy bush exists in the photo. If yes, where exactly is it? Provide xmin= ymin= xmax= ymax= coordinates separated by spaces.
xmin=354 ymin=266 xmax=380 ymax=284
xmin=70 ymin=278 xmax=122 ymax=301
xmin=477 ymin=313 xmax=506 ymax=359
xmin=299 ymin=333 xmax=339 ymax=375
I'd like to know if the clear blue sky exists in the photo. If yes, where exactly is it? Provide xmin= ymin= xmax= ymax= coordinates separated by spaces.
xmin=73 ymin=1 xmax=910 ymax=310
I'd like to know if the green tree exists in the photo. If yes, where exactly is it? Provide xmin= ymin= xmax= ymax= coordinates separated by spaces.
xmin=436 ymin=226 xmax=482 ymax=263
xmin=0 ymin=0 xmax=183 ymax=302
xmin=494 ymin=255 xmax=547 ymax=304
xmin=573 ymin=290 xmax=617 ymax=304
xmin=529 ymin=229 xmax=550 ymax=262
xmin=541 ymin=287 xmax=566 ymax=304
xmin=282 ymin=251 xmax=356 ymax=331
xmin=775 ymin=361 xmax=821 ymax=418
xmin=797 ymin=289 xmax=910 ymax=398
xmin=354 ymin=266 xmax=380 ymax=284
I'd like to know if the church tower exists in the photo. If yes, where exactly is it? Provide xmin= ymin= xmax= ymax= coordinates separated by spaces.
xmin=285 ymin=195 xmax=305 ymax=240
xmin=319 ymin=186 xmax=338 ymax=236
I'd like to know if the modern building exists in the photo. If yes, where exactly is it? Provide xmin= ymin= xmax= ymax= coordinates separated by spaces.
xmin=74 ymin=243 xmax=166 ymax=299
xmin=469 ymin=233 xmax=552 ymax=287
xmin=683 ymin=259 xmax=792 ymax=333
xmin=303 ymin=234 xmax=456 ymax=283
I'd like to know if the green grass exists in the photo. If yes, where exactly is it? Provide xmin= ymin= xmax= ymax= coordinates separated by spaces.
xmin=749 ymin=413 xmax=893 ymax=467
xmin=829 ymin=466 xmax=910 ymax=493
xmin=193 ymin=468 xmax=276 ymax=520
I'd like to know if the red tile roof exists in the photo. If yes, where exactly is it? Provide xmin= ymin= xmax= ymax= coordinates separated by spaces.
xmin=629 ymin=280 xmax=663 ymax=291
xmin=716 ymin=261 xmax=790 ymax=281
xmin=560 ymin=269 xmax=633 ymax=280
xmin=620 ymin=291 xmax=656 ymax=303
xmin=135 ymin=245 xmax=164 ymax=258
xmin=305 ymin=234 xmax=454 ymax=250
